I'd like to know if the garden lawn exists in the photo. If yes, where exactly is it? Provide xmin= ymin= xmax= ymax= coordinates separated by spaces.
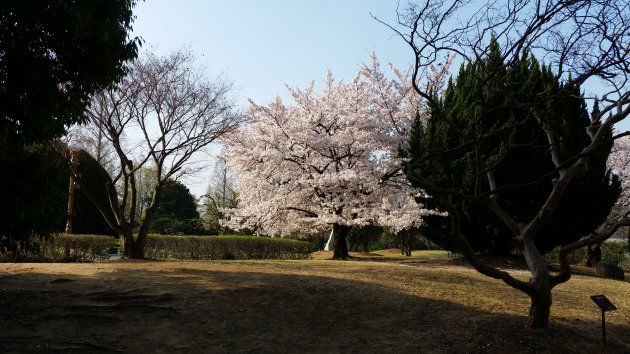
xmin=0 ymin=256 xmax=628 ymax=353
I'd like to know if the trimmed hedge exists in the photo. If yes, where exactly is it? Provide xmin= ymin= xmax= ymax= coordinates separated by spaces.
xmin=5 ymin=234 xmax=119 ymax=262
xmin=144 ymin=234 xmax=314 ymax=260
xmin=1 ymin=234 xmax=314 ymax=262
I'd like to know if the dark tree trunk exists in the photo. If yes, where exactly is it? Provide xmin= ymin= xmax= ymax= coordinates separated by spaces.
xmin=528 ymin=286 xmax=552 ymax=328
xmin=332 ymin=224 xmax=350 ymax=260
xmin=585 ymin=243 xmax=602 ymax=267
xmin=119 ymin=222 xmax=148 ymax=259
xmin=128 ymin=216 xmax=154 ymax=259
xmin=128 ymin=238 xmax=146 ymax=259
xmin=121 ymin=226 xmax=134 ymax=258
xmin=400 ymin=230 xmax=413 ymax=257
xmin=522 ymin=238 xmax=553 ymax=328
xmin=627 ymin=227 xmax=629 ymax=252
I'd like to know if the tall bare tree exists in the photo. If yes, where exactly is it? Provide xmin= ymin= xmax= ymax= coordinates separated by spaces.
xmin=376 ymin=0 xmax=629 ymax=327
xmin=201 ymin=158 xmax=238 ymax=234
xmin=66 ymin=123 xmax=119 ymax=177
xmin=81 ymin=50 xmax=240 ymax=258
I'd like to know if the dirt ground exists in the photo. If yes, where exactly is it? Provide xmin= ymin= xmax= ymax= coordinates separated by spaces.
xmin=1 ymin=254 xmax=629 ymax=353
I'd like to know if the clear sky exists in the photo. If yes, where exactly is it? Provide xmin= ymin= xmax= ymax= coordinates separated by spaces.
xmin=131 ymin=0 xmax=413 ymax=197
xmin=132 ymin=0 xmax=411 ymax=106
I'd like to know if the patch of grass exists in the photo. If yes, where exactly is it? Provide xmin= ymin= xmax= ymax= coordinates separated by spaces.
xmin=1 ymin=260 xmax=628 ymax=353
xmin=369 ymin=249 xmax=451 ymax=259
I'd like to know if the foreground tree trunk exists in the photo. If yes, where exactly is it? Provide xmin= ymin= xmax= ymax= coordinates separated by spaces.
xmin=332 ymin=224 xmax=351 ymax=260
xmin=121 ymin=228 xmax=134 ymax=258
xmin=527 ymin=284 xmax=553 ymax=328
xmin=128 ymin=237 xmax=146 ymax=259
xmin=522 ymin=238 xmax=553 ymax=328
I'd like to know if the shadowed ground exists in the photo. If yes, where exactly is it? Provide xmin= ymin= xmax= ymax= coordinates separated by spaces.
xmin=0 ymin=258 xmax=629 ymax=353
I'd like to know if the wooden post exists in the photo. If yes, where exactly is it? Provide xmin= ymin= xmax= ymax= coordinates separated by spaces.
xmin=64 ymin=149 xmax=79 ymax=234
xmin=602 ymin=309 xmax=607 ymax=346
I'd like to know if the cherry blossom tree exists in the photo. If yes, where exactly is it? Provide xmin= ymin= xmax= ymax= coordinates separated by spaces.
xmin=222 ymin=55 xmax=450 ymax=259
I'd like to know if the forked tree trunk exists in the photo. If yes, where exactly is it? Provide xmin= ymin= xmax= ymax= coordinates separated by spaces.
xmin=522 ymin=238 xmax=553 ymax=328
xmin=332 ymin=224 xmax=351 ymax=260
xmin=119 ymin=223 xmax=148 ymax=259
xmin=125 ymin=190 xmax=160 ymax=259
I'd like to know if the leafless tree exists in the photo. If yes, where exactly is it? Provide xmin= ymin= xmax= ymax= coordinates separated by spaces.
xmin=66 ymin=123 xmax=118 ymax=177
xmin=79 ymin=50 xmax=240 ymax=258
xmin=375 ymin=0 xmax=629 ymax=327
xmin=201 ymin=158 xmax=238 ymax=234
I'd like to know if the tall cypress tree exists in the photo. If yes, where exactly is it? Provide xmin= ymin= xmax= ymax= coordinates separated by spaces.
xmin=409 ymin=39 xmax=620 ymax=255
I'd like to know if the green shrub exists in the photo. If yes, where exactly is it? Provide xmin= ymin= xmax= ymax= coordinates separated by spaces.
xmin=1 ymin=234 xmax=315 ymax=262
xmin=601 ymin=241 xmax=630 ymax=269
xmin=1 ymin=234 xmax=120 ymax=262
xmin=143 ymin=234 xmax=314 ymax=260
xmin=544 ymin=241 xmax=629 ymax=269
xmin=543 ymin=247 xmax=587 ymax=266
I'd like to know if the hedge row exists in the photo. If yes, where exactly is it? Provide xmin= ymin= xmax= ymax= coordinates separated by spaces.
xmin=9 ymin=234 xmax=118 ymax=262
xmin=3 ymin=234 xmax=314 ymax=262
xmin=144 ymin=234 xmax=314 ymax=260
xmin=544 ymin=241 xmax=630 ymax=269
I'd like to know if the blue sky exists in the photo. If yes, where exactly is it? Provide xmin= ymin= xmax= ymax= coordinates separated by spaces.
xmin=132 ymin=1 xmax=413 ymax=196
xmin=132 ymin=0 xmax=411 ymax=107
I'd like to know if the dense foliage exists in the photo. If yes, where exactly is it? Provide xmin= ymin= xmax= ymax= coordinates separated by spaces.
xmin=150 ymin=180 xmax=204 ymax=235
xmin=544 ymin=241 xmax=630 ymax=269
xmin=0 ymin=0 xmax=139 ymax=253
xmin=0 ymin=142 xmax=69 ymax=255
xmin=409 ymin=40 xmax=620 ymax=255
xmin=73 ymin=150 xmax=117 ymax=236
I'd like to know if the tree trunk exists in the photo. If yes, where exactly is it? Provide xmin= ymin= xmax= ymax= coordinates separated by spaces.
xmin=128 ymin=238 xmax=146 ymax=259
xmin=528 ymin=286 xmax=552 ymax=328
xmin=121 ymin=228 xmax=133 ymax=258
xmin=627 ymin=227 xmax=629 ymax=252
xmin=585 ymin=243 xmax=602 ymax=267
xmin=332 ymin=224 xmax=350 ymax=260
xmin=522 ymin=238 xmax=553 ymax=328
xmin=129 ymin=216 xmax=154 ymax=259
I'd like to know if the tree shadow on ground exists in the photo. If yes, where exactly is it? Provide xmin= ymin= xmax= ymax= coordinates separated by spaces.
xmin=0 ymin=264 xmax=628 ymax=353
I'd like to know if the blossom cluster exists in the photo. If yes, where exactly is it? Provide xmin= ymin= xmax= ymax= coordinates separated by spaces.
xmin=221 ymin=54 xmax=452 ymax=236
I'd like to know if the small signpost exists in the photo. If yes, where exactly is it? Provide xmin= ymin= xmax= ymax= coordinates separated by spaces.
xmin=590 ymin=295 xmax=617 ymax=345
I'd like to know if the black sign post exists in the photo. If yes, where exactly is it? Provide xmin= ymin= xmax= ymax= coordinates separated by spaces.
xmin=590 ymin=295 xmax=617 ymax=346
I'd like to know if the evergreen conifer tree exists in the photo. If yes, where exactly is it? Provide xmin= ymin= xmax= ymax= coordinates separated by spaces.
xmin=409 ymin=39 xmax=620 ymax=255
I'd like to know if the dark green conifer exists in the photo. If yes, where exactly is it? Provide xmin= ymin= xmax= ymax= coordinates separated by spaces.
xmin=408 ymin=38 xmax=620 ymax=254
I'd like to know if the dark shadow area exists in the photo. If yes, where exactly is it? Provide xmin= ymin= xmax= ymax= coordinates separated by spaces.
xmin=0 ymin=264 xmax=629 ymax=353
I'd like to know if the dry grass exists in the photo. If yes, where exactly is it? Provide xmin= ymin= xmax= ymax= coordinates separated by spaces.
xmin=0 ymin=253 xmax=628 ymax=353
